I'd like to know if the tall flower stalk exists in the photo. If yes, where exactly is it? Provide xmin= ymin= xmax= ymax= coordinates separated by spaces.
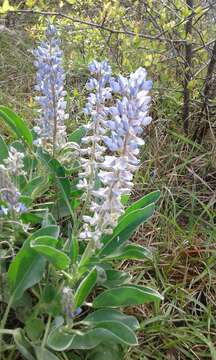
xmin=77 ymin=60 xmax=112 ymax=245
xmin=33 ymin=23 xmax=68 ymax=155
xmin=0 ymin=147 xmax=26 ymax=216
xmin=78 ymin=64 xmax=152 ymax=248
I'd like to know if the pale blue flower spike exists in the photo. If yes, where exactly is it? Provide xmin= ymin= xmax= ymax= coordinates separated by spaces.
xmin=78 ymin=61 xmax=152 ymax=248
xmin=33 ymin=22 xmax=68 ymax=152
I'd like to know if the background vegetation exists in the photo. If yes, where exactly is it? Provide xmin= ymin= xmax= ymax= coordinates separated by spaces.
xmin=0 ymin=0 xmax=216 ymax=358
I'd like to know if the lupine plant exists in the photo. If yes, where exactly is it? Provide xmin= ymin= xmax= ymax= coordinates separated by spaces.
xmin=0 ymin=23 xmax=163 ymax=360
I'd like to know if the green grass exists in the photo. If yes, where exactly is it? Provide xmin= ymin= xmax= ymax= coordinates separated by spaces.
xmin=1 ymin=16 xmax=216 ymax=360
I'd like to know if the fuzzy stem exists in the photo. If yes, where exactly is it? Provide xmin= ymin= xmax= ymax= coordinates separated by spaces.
xmin=42 ymin=314 xmax=51 ymax=349
xmin=0 ymin=295 xmax=14 ymax=360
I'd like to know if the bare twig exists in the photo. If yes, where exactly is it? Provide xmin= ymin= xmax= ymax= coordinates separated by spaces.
xmin=183 ymin=0 xmax=194 ymax=134
xmin=193 ymin=40 xmax=216 ymax=142
xmin=9 ymin=9 xmax=186 ymax=43
xmin=193 ymin=38 xmax=216 ymax=54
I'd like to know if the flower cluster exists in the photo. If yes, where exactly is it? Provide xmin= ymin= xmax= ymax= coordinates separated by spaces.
xmin=77 ymin=61 xmax=113 ymax=243
xmin=0 ymin=147 xmax=26 ymax=216
xmin=79 ymin=64 xmax=152 ymax=247
xmin=78 ymin=60 xmax=112 ymax=190
xmin=3 ymin=146 xmax=26 ymax=177
xmin=33 ymin=23 xmax=68 ymax=154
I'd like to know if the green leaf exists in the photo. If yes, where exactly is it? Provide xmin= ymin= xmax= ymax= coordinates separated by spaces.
xmin=13 ymin=329 xmax=35 ymax=360
xmin=30 ymin=235 xmax=58 ymax=247
xmin=28 ymin=225 xmax=60 ymax=241
xmin=49 ymin=326 xmax=107 ymax=351
xmin=93 ymin=285 xmax=163 ymax=308
xmin=42 ymin=212 xmax=56 ymax=226
xmin=10 ymin=140 xmax=26 ymax=153
xmin=99 ymin=204 xmax=155 ymax=256
xmin=68 ymin=326 xmax=136 ymax=349
xmin=0 ymin=106 xmax=33 ymax=146
xmin=41 ymin=285 xmax=58 ymax=303
xmin=111 ymin=204 xmax=155 ymax=236
xmin=0 ymin=135 xmax=8 ymax=163
xmin=87 ymin=344 xmax=123 ymax=360
xmin=8 ymin=242 xmax=46 ymax=301
xmin=74 ymin=267 xmax=97 ymax=308
xmin=52 ymin=199 xmax=71 ymax=219
xmin=34 ymin=347 xmax=60 ymax=360
xmin=21 ymin=211 xmax=46 ymax=225
xmin=25 ymin=318 xmax=45 ymax=341
xmin=104 ymin=244 xmax=152 ymax=261
xmin=123 ymin=190 xmax=160 ymax=216
xmin=31 ymin=244 xmax=70 ymax=270
xmin=23 ymin=176 xmax=49 ymax=199
xmin=38 ymin=150 xmax=74 ymax=218
xmin=68 ymin=126 xmax=86 ymax=144
xmin=47 ymin=327 xmax=75 ymax=351
xmin=103 ymin=269 xmax=131 ymax=288
xmin=70 ymin=235 xmax=79 ymax=263
xmin=93 ymin=321 xmax=138 ymax=345
xmin=0 ymin=0 xmax=14 ymax=14
xmin=8 ymin=226 xmax=59 ymax=301
xmin=30 ymin=235 xmax=70 ymax=270
xmin=83 ymin=308 xmax=139 ymax=330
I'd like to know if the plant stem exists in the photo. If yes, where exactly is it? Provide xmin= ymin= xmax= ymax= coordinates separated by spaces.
xmin=0 ymin=329 xmax=15 ymax=335
xmin=42 ymin=314 xmax=51 ymax=349
xmin=0 ymin=295 xmax=14 ymax=360
xmin=61 ymin=270 xmax=74 ymax=282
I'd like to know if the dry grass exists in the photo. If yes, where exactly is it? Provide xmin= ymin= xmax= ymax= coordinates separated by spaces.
xmin=0 ymin=25 xmax=34 ymax=124
xmin=123 ymin=124 xmax=216 ymax=359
